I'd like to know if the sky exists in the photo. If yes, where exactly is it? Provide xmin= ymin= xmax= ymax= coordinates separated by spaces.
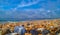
xmin=0 ymin=0 xmax=60 ymax=21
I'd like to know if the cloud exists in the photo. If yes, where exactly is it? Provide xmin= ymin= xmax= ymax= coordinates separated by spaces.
xmin=0 ymin=8 xmax=60 ymax=21
xmin=12 ymin=0 xmax=45 ymax=11
xmin=0 ymin=0 xmax=60 ymax=20
xmin=9 ymin=8 xmax=57 ymax=18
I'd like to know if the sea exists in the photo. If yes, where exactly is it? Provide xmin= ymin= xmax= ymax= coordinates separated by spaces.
xmin=0 ymin=18 xmax=60 ymax=24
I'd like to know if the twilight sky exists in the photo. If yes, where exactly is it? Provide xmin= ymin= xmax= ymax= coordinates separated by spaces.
xmin=0 ymin=0 xmax=60 ymax=21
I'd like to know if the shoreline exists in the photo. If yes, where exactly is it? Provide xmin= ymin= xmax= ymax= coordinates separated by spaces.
xmin=0 ymin=18 xmax=60 ymax=24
